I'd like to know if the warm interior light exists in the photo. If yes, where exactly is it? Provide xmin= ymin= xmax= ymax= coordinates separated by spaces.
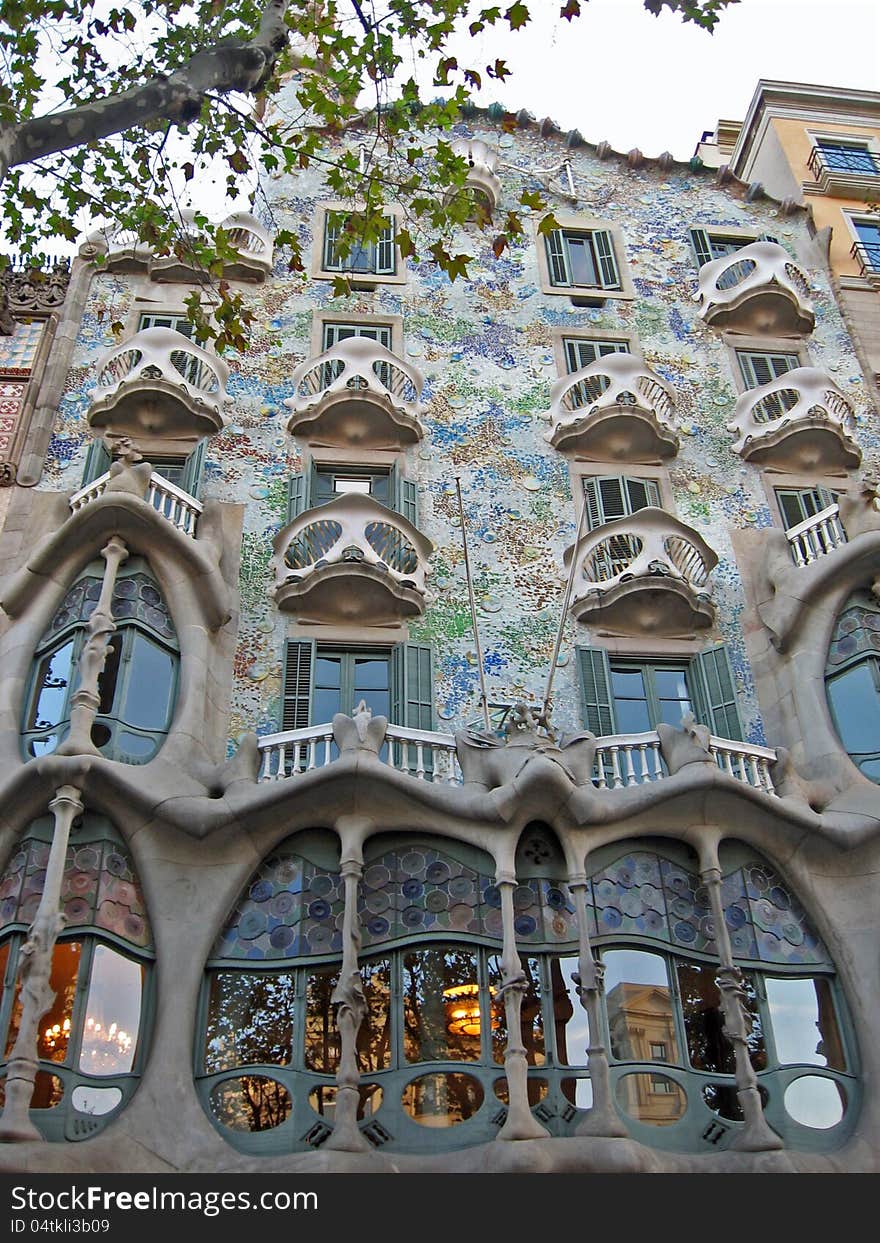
xmin=442 ymin=983 xmax=500 ymax=1037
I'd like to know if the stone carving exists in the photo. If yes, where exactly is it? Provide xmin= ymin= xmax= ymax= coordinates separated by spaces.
xmin=455 ymin=701 xmax=596 ymax=789
xmin=332 ymin=700 xmax=388 ymax=756
xmin=0 ymin=261 xmax=70 ymax=331
xmin=657 ymin=712 xmax=715 ymax=774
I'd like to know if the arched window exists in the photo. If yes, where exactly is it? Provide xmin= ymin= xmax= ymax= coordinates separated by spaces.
xmin=22 ymin=557 xmax=179 ymax=764
xmin=0 ymin=813 xmax=153 ymax=1141
xmin=825 ymin=590 xmax=880 ymax=782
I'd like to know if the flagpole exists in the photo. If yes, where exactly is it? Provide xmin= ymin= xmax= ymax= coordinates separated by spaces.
xmin=543 ymin=490 xmax=589 ymax=722
xmin=455 ymin=476 xmax=491 ymax=731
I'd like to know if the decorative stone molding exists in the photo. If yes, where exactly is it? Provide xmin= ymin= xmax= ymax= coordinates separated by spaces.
xmin=657 ymin=713 xmax=715 ymax=774
xmin=88 ymin=327 xmax=229 ymax=440
xmin=563 ymin=507 xmax=717 ymax=635
xmin=544 ymin=352 xmax=679 ymax=461
xmin=271 ymin=491 xmax=433 ymax=625
xmin=727 ymin=367 xmax=861 ymax=472
xmin=285 ymin=336 xmax=425 ymax=448
xmin=454 ymin=704 xmax=596 ymax=790
xmin=80 ymin=210 xmax=273 ymax=283
xmin=449 ymin=138 xmax=502 ymax=216
xmin=0 ymin=262 xmax=70 ymax=330
xmin=697 ymin=241 xmax=815 ymax=336
xmin=332 ymin=700 xmax=388 ymax=756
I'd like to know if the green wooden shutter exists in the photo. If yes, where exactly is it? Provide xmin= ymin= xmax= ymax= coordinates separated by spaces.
xmin=593 ymin=229 xmax=621 ymax=289
xmin=181 ymin=441 xmax=206 ymax=499
xmin=693 ymin=645 xmax=742 ymax=741
xmin=82 ymin=438 xmax=112 ymax=485
xmin=287 ymin=472 xmax=306 ymax=523
xmin=281 ymin=639 xmax=315 ymax=729
xmin=323 ymin=212 xmax=342 ymax=270
xmin=578 ymin=646 xmax=615 ymax=736
xmin=545 ymin=231 xmax=570 ymax=286
xmin=624 ymin=477 xmax=660 ymax=513
xmin=689 ymin=228 xmax=714 ymax=268
xmin=597 ymin=476 xmax=628 ymax=522
xmin=400 ymin=478 xmax=418 ymax=527
xmin=375 ymin=218 xmax=396 ymax=275
xmin=391 ymin=642 xmax=434 ymax=775
xmin=583 ymin=477 xmax=602 ymax=530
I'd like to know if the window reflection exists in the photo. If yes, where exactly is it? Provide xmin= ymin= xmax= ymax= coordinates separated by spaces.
xmin=304 ymin=965 xmax=340 ymax=1073
xmin=676 ymin=960 xmax=765 ymax=1073
xmin=403 ymin=946 xmax=481 ymax=1063
xmin=209 ymin=1075 xmax=291 ymax=1133
xmin=603 ymin=949 xmax=679 ymax=1065
xmin=552 ymin=956 xmax=589 ymax=1067
xmin=6 ymin=941 xmax=82 ymax=1063
xmin=616 ymin=1072 xmax=687 ymax=1125
xmin=309 ymin=1083 xmax=382 ymax=1121
xmin=765 ymin=976 xmax=845 ymax=1070
xmin=78 ymin=945 xmax=143 ymax=1076
xmin=356 ymin=958 xmax=391 ymax=1073
xmin=205 ymin=971 xmax=295 ymax=1072
xmin=401 ymin=1072 xmax=484 ymax=1126
xmin=488 ymin=954 xmax=541 ymax=1067
xmin=783 ymin=1075 xmax=846 ymax=1130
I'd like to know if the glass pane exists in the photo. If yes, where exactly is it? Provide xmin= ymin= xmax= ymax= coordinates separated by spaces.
xmin=354 ymin=657 xmax=389 ymax=691
xmin=7 ymin=941 xmax=82 ymax=1063
xmin=676 ymin=960 xmax=765 ymax=1073
xmin=702 ymin=1081 xmax=767 ymax=1121
xmin=204 ymin=971 xmax=296 ymax=1072
xmin=79 ymin=944 xmax=142 ymax=1075
xmin=315 ymin=657 xmax=342 ymax=688
xmin=309 ymin=1082 xmax=382 ymax=1121
xmin=827 ymin=663 xmax=880 ymax=755
xmin=654 ymin=669 xmax=689 ymax=700
xmin=121 ymin=634 xmax=175 ymax=730
xmin=615 ymin=700 xmax=653 ymax=733
xmin=96 ymin=634 xmax=123 ymax=716
xmin=488 ymin=954 xmax=542 ymax=1067
xmin=403 ymin=945 xmax=481 ymax=1063
xmin=567 ymin=235 xmax=598 ymax=287
xmin=783 ymin=1076 xmax=845 ymax=1129
xmin=401 ymin=1072 xmax=484 ymax=1126
xmin=357 ymin=958 xmax=391 ymax=1073
xmin=151 ymin=461 xmax=186 ymax=487
xmin=334 ymin=477 xmax=372 ymax=494
xmin=0 ymin=1072 xmax=64 ymax=1111
xmin=493 ymin=1076 xmax=548 ymax=1106
xmin=552 ymin=956 xmax=590 ymax=1067
xmin=29 ymin=640 xmax=74 ymax=729
xmin=304 ymin=965 xmax=340 ymax=1073
xmin=561 ymin=1077 xmax=593 ymax=1110
xmin=765 ymin=976 xmax=845 ymax=1070
xmin=616 ymin=1072 xmax=687 ymax=1125
xmin=71 ymin=1085 xmax=123 ymax=1116
xmin=209 ymin=1076 xmax=291 ymax=1132
xmin=611 ymin=668 xmax=646 ymax=698
xmin=603 ymin=950 xmax=679 ymax=1064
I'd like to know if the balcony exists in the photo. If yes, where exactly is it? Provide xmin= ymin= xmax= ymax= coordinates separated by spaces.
xmin=87 ymin=327 xmax=229 ymax=440
xmin=697 ymin=241 xmax=814 ymax=335
xmin=271 ymin=492 xmax=433 ymax=625
xmin=727 ymin=367 xmax=861 ymax=472
xmin=850 ymin=240 xmax=880 ymax=288
xmin=448 ymin=138 xmax=502 ymax=217
xmin=563 ymin=507 xmax=717 ymax=635
xmin=69 ymin=469 xmax=202 ymax=537
xmin=545 ymin=353 xmax=679 ymax=461
xmin=285 ymin=338 xmax=426 ymax=448
xmin=807 ymin=144 xmax=880 ymax=199
xmin=785 ymin=503 xmax=848 ymax=567
xmin=80 ymin=210 xmax=273 ymax=282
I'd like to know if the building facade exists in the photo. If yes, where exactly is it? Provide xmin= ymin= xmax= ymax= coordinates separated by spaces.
xmin=0 ymin=86 xmax=879 ymax=1173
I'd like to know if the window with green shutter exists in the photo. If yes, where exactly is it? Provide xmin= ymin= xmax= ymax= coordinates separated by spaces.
xmin=322 ymin=212 xmax=396 ymax=276
xmin=582 ymin=475 xmax=661 ymax=530
xmin=736 ymin=350 xmax=801 ymax=390
xmin=544 ymin=228 xmax=622 ymax=292
xmin=286 ymin=465 xmax=419 ymax=525
xmin=774 ymin=486 xmax=838 ymax=532
xmin=563 ymin=337 xmax=630 ymax=374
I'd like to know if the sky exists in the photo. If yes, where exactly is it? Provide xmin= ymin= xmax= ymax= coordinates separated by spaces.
xmin=435 ymin=0 xmax=880 ymax=160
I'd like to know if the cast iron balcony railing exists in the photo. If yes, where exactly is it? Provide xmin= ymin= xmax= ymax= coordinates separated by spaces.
xmin=785 ymin=504 xmax=848 ymax=567
xmin=88 ymin=327 xmax=229 ymax=440
xmin=807 ymin=144 xmax=880 ymax=197
xmin=545 ymin=353 xmax=679 ymax=460
xmin=286 ymin=337 xmax=426 ymax=447
xmin=850 ymin=239 xmax=880 ymax=283
xmin=69 ymin=470 xmax=203 ymax=537
xmin=727 ymin=367 xmax=861 ymax=472
xmin=564 ymin=507 xmax=717 ymax=635
xmin=80 ymin=210 xmax=273 ymax=282
xmin=697 ymin=241 xmax=814 ymax=336
xmin=271 ymin=491 xmax=433 ymax=625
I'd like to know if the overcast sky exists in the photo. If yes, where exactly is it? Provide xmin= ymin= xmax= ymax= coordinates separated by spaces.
xmin=438 ymin=0 xmax=879 ymax=159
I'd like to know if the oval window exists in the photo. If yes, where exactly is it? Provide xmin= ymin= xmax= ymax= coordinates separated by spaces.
xmin=209 ymin=1076 xmax=292 ymax=1133
xmin=309 ymin=1083 xmax=382 ymax=1121
xmin=783 ymin=1076 xmax=846 ymax=1130
xmin=616 ymin=1072 xmax=687 ymax=1125
xmin=71 ymin=1086 xmax=123 ymax=1116
xmin=493 ymin=1077 xmax=548 ymax=1106
xmin=401 ymin=1072 xmax=484 ymax=1126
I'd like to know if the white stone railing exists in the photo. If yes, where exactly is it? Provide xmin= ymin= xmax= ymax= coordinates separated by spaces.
xmin=286 ymin=337 xmax=425 ymax=438
xmin=546 ymin=353 xmax=678 ymax=454
xmin=69 ymin=469 xmax=203 ymax=537
xmin=570 ymin=507 xmax=716 ymax=593
xmin=257 ymin=721 xmax=777 ymax=795
xmin=697 ymin=241 xmax=814 ymax=332
xmin=449 ymin=137 xmax=502 ymax=214
xmin=785 ymin=503 xmax=848 ymax=567
xmin=80 ymin=210 xmax=273 ymax=276
xmin=728 ymin=367 xmax=859 ymax=464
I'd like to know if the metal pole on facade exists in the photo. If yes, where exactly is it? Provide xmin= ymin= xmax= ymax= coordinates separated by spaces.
xmin=543 ymin=491 xmax=589 ymax=722
xmin=455 ymin=476 xmax=491 ymax=731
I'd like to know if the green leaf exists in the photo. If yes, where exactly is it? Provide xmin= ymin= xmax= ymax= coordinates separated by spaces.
xmin=505 ymin=2 xmax=530 ymax=31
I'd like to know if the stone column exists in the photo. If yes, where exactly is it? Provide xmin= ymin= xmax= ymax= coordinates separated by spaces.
xmin=0 ymin=785 xmax=83 ymax=1142
xmin=56 ymin=536 xmax=128 ymax=757
xmin=570 ymin=872 xmax=627 ymax=1137
xmin=699 ymin=841 xmax=782 ymax=1152
xmin=495 ymin=871 xmax=549 ymax=1141
xmin=324 ymin=847 xmax=369 ymax=1152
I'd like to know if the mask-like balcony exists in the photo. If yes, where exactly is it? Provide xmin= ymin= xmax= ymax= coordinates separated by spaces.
xmin=87 ymin=327 xmax=229 ymax=440
xmin=271 ymin=492 xmax=433 ymax=625
xmin=545 ymin=353 xmax=679 ymax=461
xmin=727 ymin=367 xmax=860 ymax=472
xmin=449 ymin=138 xmax=502 ymax=216
xmin=697 ymin=241 xmax=814 ymax=336
xmin=564 ymin=508 xmax=717 ymax=635
xmin=80 ymin=210 xmax=273 ymax=282
xmin=285 ymin=338 xmax=426 ymax=448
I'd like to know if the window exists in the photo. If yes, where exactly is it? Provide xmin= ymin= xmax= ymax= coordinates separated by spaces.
xmin=545 ymin=228 xmax=621 ymax=293
xmin=775 ymin=486 xmax=837 ymax=532
xmin=578 ymin=646 xmax=743 ymax=741
xmin=0 ymin=817 xmax=152 ymax=1138
xmin=736 ymin=350 xmax=800 ymax=390
xmin=287 ymin=462 xmax=418 ymax=526
xmin=850 ymin=217 xmax=880 ymax=274
xmin=281 ymin=640 xmax=432 ymax=732
xmin=583 ymin=475 xmax=661 ymax=531
xmin=322 ymin=211 xmax=396 ymax=277
xmin=81 ymin=439 xmax=205 ymax=499
xmin=138 ymin=312 xmax=194 ymax=338
xmin=321 ymin=322 xmax=392 ymax=350
xmin=689 ymin=227 xmax=768 ymax=269
xmin=814 ymin=140 xmax=879 ymax=176
xmin=826 ymin=590 xmax=880 ymax=783
xmin=22 ymin=560 xmax=179 ymax=764
xmin=650 ymin=1042 xmax=668 ymax=1061
xmin=563 ymin=337 xmax=630 ymax=374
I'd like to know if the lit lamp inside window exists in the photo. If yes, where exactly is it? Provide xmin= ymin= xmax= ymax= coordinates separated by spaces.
xmin=443 ymin=984 xmax=499 ymax=1037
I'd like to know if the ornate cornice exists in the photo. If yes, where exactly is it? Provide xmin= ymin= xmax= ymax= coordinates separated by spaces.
xmin=0 ymin=260 xmax=71 ymax=333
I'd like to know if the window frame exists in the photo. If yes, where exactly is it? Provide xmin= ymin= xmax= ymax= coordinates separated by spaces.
xmin=722 ymin=332 xmax=811 ymax=396
xmin=574 ymin=467 xmax=672 ymax=532
xmin=536 ymin=215 xmax=634 ymax=303
xmin=311 ymin=203 xmax=407 ymax=287
xmin=552 ymin=328 xmax=639 ymax=378
xmin=843 ymin=212 xmax=880 ymax=279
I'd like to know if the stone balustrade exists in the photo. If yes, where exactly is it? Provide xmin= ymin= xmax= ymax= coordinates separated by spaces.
xmin=785 ymin=503 xmax=848 ymax=567
xmin=69 ymin=469 xmax=203 ymax=537
xmin=727 ymin=367 xmax=860 ymax=471
xmin=697 ymin=241 xmax=814 ymax=335
xmin=545 ymin=352 xmax=679 ymax=459
xmin=286 ymin=337 xmax=425 ymax=447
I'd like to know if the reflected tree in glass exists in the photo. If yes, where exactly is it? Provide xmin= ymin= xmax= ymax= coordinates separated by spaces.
xmin=205 ymin=971 xmax=296 ymax=1072
xmin=676 ymin=959 xmax=765 ymax=1073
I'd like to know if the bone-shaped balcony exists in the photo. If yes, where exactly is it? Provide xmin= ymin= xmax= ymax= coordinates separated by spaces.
xmin=271 ymin=492 xmax=434 ymax=625
xmin=727 ymin=367 xmax=861 ymax=472
xmin=81 ymin=210 xmax=273 ymax=282
xmin=564 ymin=508 xmax=717 ymax=635
xmin=449 ymin=138 xmax=502 ymax=216
xmin=286 ymin=337 xmax=426 ymax=448
xmin=545 ymin=353 xmax=679 ymax=461
xmin=697 ymin=241 xmax=814 ymax=335
xmin=88 ymin=327 xmax=229 ymax=440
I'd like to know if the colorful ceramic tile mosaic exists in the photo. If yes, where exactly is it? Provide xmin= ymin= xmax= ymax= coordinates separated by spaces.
xmin=359 ymin=846 xmax=495 ymax=946
xmin=214 ymin=852 xmax=344 ymax=959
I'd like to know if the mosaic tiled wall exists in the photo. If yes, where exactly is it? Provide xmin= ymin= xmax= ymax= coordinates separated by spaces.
xmin=39 ymin=106 xmax=877 ymax=753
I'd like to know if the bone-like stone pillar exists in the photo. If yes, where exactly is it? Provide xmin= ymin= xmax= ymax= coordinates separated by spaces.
xmin=56 ymin=536 xmax=129 ymax=757
xmin=700 ymin=843 xmax=783 ymax=1151
xmin=0 ymin=785 xmax=83 ymax=1142
xmin=324 ymin=847 xmax=369 ymax=1152
xmin=570 ymin=873 xmax=628 ymax=1137
xmin=495 ymin=872 xmax=549 ymax=1141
